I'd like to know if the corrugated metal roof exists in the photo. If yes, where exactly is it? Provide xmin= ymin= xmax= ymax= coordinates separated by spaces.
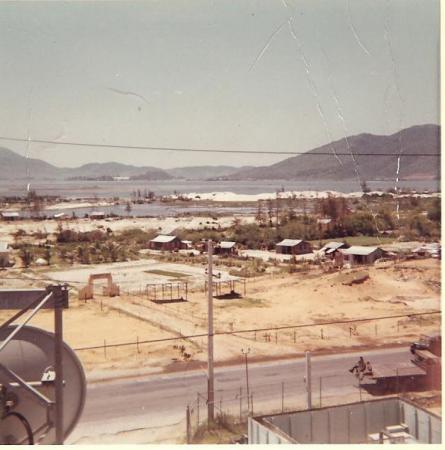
xmin=150 ymin=235 xmax=178 ymax=243
xmin=342 ymin=246 xmax=380 ymax=256
xmin=320 ymin=241 xmax=344 ymax=252
xmin=276 ymin=239 xmax=303 ymax=247
xmin=0 ymin=242 xmax=9 ymax=252
xmin=220 ymin=241 xmax=236 ymax=249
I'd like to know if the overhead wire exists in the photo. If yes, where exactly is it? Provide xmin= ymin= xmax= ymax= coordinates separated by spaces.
xmin=0 ymin=135 xmax=439 ymax=157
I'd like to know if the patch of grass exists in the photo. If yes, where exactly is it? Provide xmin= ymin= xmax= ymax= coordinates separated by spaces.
xmin=144 ymin=269 xmax=189 ymax=278
xmin=191 ymin=414 xmax=246 ymax=444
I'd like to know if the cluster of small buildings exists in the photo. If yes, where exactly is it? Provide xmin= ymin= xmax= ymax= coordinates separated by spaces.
xmin=147 ymin=234 xmax=391 ymax=266
xmin=148 ymin=235 xmax=239 ymax=256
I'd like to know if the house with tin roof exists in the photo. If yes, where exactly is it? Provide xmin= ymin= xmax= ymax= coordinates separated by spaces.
xmin=276 ymin=239 xmax=312 ymax=255
xmin=1 ymin=212 xmax=20 ymax=221
xmin=319 ymin=241 xmax=348 ymax=256
xmin=214 ymin=241 xmax=238 ymax=256
xmin=149 ymin=234 xmax=184 ymax=251
xmin=340 ymin=246 xmax=384 ymax=265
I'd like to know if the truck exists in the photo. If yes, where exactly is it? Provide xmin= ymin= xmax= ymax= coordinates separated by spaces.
xmin=354 ymin=333 xmax=441 ymax=394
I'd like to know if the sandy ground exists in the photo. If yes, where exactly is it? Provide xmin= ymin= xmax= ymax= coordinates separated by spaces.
xmin=240 ymin=249 xmax=317 ymax=262
xmin=44 ymin=259 xmax=237 ymax=292
xmin=0 ymin=215 xmax=255 ymax=243
xmin=178 ymin=191 xmax=440 ymax=202
xmin=0 ymin=258 xmax=439 ymax=377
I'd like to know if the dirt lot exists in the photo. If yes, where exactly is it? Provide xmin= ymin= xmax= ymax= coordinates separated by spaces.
xmin=0 ymin=258 xmax=439 ymax=376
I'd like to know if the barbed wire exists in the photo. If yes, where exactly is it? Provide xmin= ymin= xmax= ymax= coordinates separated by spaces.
xmin=72 ymin=309 xmax=440 ymax=351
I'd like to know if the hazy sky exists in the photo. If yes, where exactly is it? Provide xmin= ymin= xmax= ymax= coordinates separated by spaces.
xmin=0 ymin=0 xmax=439 ymax=169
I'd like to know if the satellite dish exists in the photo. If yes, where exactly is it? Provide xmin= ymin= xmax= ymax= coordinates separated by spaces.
xmin=0 ymin=325 xmax=86 ymax=444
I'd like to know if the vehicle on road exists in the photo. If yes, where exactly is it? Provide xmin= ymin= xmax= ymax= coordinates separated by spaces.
xmin=353 ymin=333 xmax=441 ymax=394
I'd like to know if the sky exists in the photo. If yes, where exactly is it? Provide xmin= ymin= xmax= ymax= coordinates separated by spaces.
xmin=0 ymin=0 xmax=439 ymax=169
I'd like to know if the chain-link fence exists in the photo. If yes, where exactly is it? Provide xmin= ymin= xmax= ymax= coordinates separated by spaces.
xmin=183 ymin=373 xmax=384 ymax=443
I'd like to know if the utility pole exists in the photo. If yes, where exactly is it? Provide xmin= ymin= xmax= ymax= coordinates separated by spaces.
xmin=242 ymin=348 xmax=250 ymax=411
xmin=207 ymin=240 xmax=215 ymax=423
xmin=54 ymin=286 xmax=65 ymax=445
xmin=305 ymin=351 xmax=312 ymax=409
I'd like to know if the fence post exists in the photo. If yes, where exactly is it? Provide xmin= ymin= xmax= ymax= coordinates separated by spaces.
xmin=321 ymin=328 xmax=324 ymax=340
xmin=281 ymin=382 xmax=284 ymax=412
xmin=250 ymin=393 xmax=254 ymax=416
xmin=275 ymin=332 xmax=278 ymax=343
xmin=186 ymin=405 xmax=191 ymax=444
xmin=239 ymin=387 xmax=242 ymax=422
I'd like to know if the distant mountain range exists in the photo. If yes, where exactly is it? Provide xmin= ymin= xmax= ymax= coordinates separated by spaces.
xmin=0 ymin=124 xmax=439 ymax=182
xmin=225 ymin=124 xmax=440 ymax=181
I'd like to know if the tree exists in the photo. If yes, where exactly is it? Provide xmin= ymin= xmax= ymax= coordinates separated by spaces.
xmin=427 ymin=198 xmax=441 ymax=222
xmin=266 ymin=200 xmax=274 ymax=227
xmin=255 ymin=201 xmax=266 ymax=226
xmin=77 ymin=246 xmax=90 ymax=264
xmin=19 ymin=246 xmax=33 ymax=268
xmin=44 ymin=246 xmax=52 ymax=266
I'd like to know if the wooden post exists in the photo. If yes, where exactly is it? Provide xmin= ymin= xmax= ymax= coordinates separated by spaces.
xmin=305 ymin=351 xmax=312 ymax=409
xmin=186 ymin=405 xmax=191 ymax=444
xmin=54 ymin=292 xmax=64 ymax=444
xmin=239 ymin=387 xmax=242 ymax=422
xmin=197 ymin=393 xmax=200 ymax=427
xmin=281 ymin=382 xmax=284 ymax=412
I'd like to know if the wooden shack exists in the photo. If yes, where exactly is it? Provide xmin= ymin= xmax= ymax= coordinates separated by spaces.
xmin=276 ymin=239 xmax=312 ymax=255
xmin=214 ymin=241 xmax=237 ymax=256
xmin=149 ymin=234 xmax=184 ymax=251
xmin=340 ymin=246 xmax=384 ymax=265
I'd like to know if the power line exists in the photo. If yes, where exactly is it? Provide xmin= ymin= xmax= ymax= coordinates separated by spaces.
xmin=0 ymin=135 xmax=439 ymax=157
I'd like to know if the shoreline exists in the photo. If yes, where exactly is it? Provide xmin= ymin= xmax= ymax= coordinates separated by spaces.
xmin=1 ymin=189 xmax=440 ymax=214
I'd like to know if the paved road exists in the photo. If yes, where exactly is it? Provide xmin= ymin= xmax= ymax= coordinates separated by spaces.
xmin=68 ymin=346 xmax=412 ymax=443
